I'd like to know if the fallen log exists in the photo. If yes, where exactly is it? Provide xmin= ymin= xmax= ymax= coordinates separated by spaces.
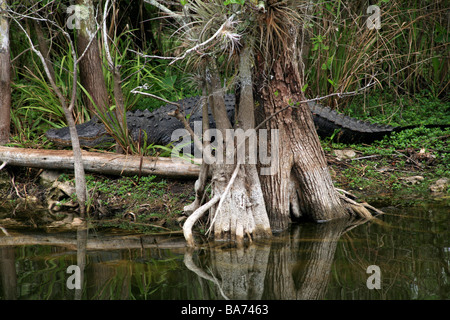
xmin=0 ymin=146 xmax=200 ymax=178
xmin=0 ymin=230 xmax=187 ymax=250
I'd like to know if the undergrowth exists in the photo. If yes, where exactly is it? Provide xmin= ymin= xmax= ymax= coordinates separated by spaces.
xmin=82 ymin=174 xmax=193 ymax=232
xmin=323 ymin=109 xmax=450 ymax=197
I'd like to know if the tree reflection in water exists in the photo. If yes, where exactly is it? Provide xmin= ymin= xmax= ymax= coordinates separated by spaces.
xmin=184 ymin=217 xmax=368 ymax=300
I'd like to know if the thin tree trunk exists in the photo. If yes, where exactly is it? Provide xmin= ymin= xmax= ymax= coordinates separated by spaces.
xmin=77 ymin=0 xmax=109 ymax=115
xmin=14 ymin=16 xmax=88 ymax=217
xmin=103 ymin=0 xmax=127 ymax=154
xmin=0 ymin=0 xmax=11 ymax=145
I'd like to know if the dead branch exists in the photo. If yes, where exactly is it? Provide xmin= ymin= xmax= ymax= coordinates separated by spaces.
xmin=0 ymin=146 xmax=202 ymax=178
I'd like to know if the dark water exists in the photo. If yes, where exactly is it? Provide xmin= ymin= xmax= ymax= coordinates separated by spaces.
xmin=0 ymin=198 xmax=448 ymax=300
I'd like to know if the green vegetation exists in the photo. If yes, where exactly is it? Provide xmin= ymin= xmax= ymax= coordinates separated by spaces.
xmin=324 ymin=115 xmax=449 ymax=197
xmin=305 ymin=0 xmax=448 ymax=109
xmin=5 ymin=1 xmax=448 ymax=152
xmin=83 ymin=174 xmax=193 ymax=232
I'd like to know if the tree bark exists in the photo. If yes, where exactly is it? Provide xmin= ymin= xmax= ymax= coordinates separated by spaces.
xmin=76 ymin=0 xmax=109 ymax=115
xmin=205 ymin=44 xmax=271 ymax=246
xmin=256 ymin=43 xmax=349 ymax=230
xmin=0 ymin=0 xmax=11 ymax=145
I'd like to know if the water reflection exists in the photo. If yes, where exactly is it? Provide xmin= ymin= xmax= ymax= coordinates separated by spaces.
xmin=0 ymin=202 xmax=449 ymax=300
xmin=186 ymin=217 xmax=365 ymax=300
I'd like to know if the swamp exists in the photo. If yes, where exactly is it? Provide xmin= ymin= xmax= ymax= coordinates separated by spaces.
xmin=0 ymin=0 xmax=449 ymax=302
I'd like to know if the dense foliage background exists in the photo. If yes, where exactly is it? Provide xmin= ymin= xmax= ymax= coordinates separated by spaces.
xmin=4 ymin=0 xmax=449 ymax=148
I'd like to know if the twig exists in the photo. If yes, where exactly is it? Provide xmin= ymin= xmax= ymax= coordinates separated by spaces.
xmin=166 ymin=105 xmax=217 ymax=166
xmin=350 ymin=155 xmax=381 ymax=161
xmin=128 ymin=49 xmax=177 ymax=61
xmin=131 ymin=86 xmax=181 ymax=106
xmin=0 ymin=225 xmax=10 ymax=236
xmin=10 ymin=175 xmax=23 ymax=199
xmin=393 ymin=150 xmax=421 ymax=167
xmin=0 ymin=161 xmax=7 ymax=170
xmin=143 ymin=0 xmax=185 ymax=24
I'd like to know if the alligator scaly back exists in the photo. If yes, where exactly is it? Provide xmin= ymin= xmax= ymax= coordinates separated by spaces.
xmin=45 ymin=94 xmax=399 ymax=148
xmin=308 ymin=102 xmax=396 ymax=143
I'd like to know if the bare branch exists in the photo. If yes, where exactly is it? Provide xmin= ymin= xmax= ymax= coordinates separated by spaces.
xmin=131 ymin=86 xmax=181 ymax=106
xmin=127 ymin=48 xmax=177 ymax=61
xmin=102 ymin=0 xmax=114 ymax=70
xmin=144 ymin=0 xmax=184 ymax=24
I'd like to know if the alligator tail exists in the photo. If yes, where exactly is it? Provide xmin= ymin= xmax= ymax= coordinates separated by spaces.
xmin=308 ymin=102 xmax=396 ymax=143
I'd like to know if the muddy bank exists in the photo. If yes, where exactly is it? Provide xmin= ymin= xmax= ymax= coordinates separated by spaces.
xmin=0 ymin=166 xmax=195 ymax=233
xmin=0 ymin=149 xmax=448 ymax=233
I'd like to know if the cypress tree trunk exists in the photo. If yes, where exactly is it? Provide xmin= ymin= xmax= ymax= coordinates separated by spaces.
xmin=0 ymin=0 xmax=11 ymax=145
xmin=176 ymin=0 xmax=380 ymax=246
xmin=256 ymin=50 xmax=349 ymax=230
xmin=210 ymin=42 xmax=272 ymax=245
xmin=76 ymin=0 xmax=109 ymax=115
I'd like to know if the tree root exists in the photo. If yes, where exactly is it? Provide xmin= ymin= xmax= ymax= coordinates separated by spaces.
xmin=206 ymin=164 xmax=240 ymax=236
xmin=0 ymin=225 xmax=10 ymax=236
xmin=335 ymin=188 xmax=384 ymax=219
xmin=184 ymin=164 xmax=210 ymax=216
xmin=183 ymin=194 xmax=220 ymax=247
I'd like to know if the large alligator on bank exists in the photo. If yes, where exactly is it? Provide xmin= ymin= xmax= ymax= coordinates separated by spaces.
xmin=45 ymin=94 xmax=435 ymax=148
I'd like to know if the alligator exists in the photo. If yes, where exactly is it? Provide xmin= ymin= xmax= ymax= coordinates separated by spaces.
xmin=45 ymin=94 xmax=434 ymax=149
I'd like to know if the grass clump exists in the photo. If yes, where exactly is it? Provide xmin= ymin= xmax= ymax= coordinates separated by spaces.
xmin=83 ymin=174 xmax=194 ymax=232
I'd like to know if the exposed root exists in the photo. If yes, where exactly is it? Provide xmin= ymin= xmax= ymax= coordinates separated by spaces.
xmin=183 ymin=194 xmax=220 ymax=247
xmin=184 ymin=164 xmax=210 ymax=216
xmin=336 ymin=188 xmax=384 ymax=219
xmin=0 ymin=225 xmax=10 ymax=236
